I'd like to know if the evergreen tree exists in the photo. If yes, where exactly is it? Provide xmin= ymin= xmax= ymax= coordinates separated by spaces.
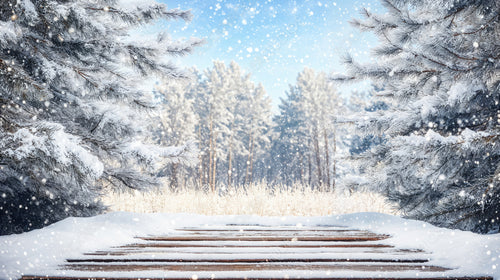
xmin=239 ymin=83 xmax=273 ymax=186
xmin=195 ymin=61 xmax=235 ymax=191
xmin=271 ymin=68 xmax=342 ymax=189
xmin=155 ymin=79 xmax=197 ymax=190
xmin=271 ymin=87 xmax=308 ymax=186
xmin=220 ymin=61 xmax=252 ymax=188
xmin=194 ymin=61 xmax=273 ymax=190
xmin=0 ymin=0 xmax=199 ymax=234
xmin=296 ymin=68 xmax=341 ymax=190
xmin=336 ymin=0 xmax=500 ymax=232
xmin=340 ymin=88 xmax=387 ymax=193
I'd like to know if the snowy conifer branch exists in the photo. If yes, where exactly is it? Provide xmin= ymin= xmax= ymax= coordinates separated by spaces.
xmin=102 ymin=169 xmax=159 ymax=190
xmin=453 ymin=11 xmax=500 ymax=36
xmin=340 ymin=0 xmax=500 ymax=233
xmin=164 ymin=38 xmax=205 ymax=56
xmin=0 ymin=0 xmax=200 ymax=234
xmin=85 ymin=5 xmax=192 ymax=25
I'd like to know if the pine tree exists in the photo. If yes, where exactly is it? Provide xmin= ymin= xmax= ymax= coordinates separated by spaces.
xmin=155 ymin=79 xmax=197 ymax=190
xmin=0 ymin=0 xmax=199 ymax=234
xmin=194 ymin=61 xmax=273 ymax=190
xmin=295 ymin=68 xmax=341 ymax=190
xmin=336 ymin=0 xmax=500 ymax=232
xmin=340 ymin=87 xmax=387 ymax=193
xmin=271 ymin=87 xmax=308 ymax=186
xmin=220 ymin=61 xmax=252 ymax=188
xmin=196 ymin=61 xmax=235 ymax=191
xmin=239 ymin=83 xmax=273 ymax=186
xmin=271 ymin=68 xmax=342 ymax=189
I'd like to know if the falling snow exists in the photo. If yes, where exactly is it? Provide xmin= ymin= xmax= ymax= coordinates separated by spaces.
xmin=162 ymin=0 xmax=379 ymax=104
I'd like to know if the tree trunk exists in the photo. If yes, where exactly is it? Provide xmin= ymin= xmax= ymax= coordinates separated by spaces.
xmin=211 ymin=134 xmax=217 ymax=191
xmin=323 ymin=128 xmax=331 ymax=192
xmin=299 ymin=153 xmax=304 ymax=185
xmin=332 ymin=123 xmax=337 ymax=191
xmin=208 ymin=117 xmax=214 ymax=191
xmin=308 ymin=146 xmax=312 ymax=188
xmin=198 ymin=126 xmax=203 ymax=190
xmin=169 ymin=163 xmax=179 ymax=191
xmin=249 ymin=135 xmax=255 ymax=184
xmin=227 ymin=132 xmax=233 ymax=188
xmin=245 ymin=134 xmax=253 ymax=186
xmin=313 ymin=126 xmax=322 ymax=190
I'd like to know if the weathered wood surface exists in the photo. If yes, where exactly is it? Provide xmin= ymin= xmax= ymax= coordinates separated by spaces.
xmin=20 ymin=224 xmax=493 ymax=280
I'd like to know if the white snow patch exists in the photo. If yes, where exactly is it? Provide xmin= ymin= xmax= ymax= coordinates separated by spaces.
xmin=0 ymin=22 xmax=21 ymax=46
xmin=0 ymin=213 xmax=498 ymax=279
xmin=2 ymin=123 xmax=104 ymax=179
xmin=447 ymin=80 xmax=484 ymax=108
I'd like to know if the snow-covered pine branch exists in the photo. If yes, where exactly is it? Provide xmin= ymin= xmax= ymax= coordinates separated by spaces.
xmin=335 ymin=0 xmax=500 ymax=233
xmin=0 ymin=0 xmax=200 ymax=234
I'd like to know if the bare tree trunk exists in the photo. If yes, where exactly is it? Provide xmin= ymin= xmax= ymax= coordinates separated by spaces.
xmin=208 ymin=118 xmax=213 ymax=191
xmin=332 ymin=123 xmax=337 ymax=191
xmin=211 ymin=134 xmax=217 ymax=191
xmin=323 ymin=128 xmax=331 ymax=192
xmin=245 ymin=134 xmax=253 ymax=186
xmin=299 ymin=154 xmax=304 ymax=185
xmin=308 ymin=148 xmax=312 ymax=188
xmin=169 ymin=163 xmax=179 ymax=191
xmin=249 ymin=135 xmax=255 ymax=184
xmin=198 ymin=126 xmax=203 ymax=189
xmin=227 ymin=132 xmax=233 ymax=188
xmin=313 ymin=126 xmax=323 ymax=190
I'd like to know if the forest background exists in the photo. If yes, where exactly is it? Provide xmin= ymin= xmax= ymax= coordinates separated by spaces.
xmin=0 ymin=0 xmax=498 ymax=236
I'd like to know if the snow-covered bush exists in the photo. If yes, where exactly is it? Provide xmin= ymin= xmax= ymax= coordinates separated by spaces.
xmin=0 ymin=0 xmax=199 ymax=234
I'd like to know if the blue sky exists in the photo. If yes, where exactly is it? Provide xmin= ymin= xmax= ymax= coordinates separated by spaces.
xmin=156 ymin=0 xmax=383 ymax=106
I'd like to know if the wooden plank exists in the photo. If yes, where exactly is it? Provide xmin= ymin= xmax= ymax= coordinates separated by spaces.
xmin=20 ymin=276 xmax=495 ymax=280
xmin=66 ymin=257 xmax=430 ymax=263
xmin=84 ymin=248 xmax=424 ymax=256
xmin=224 ymin=224 xmax=348 ymax=228
xmin=178 ymin=228 xmax=356 ymax=232
xmin=138 ymin=235 xmax=390 ymax=242
xmin=122 ymin=242 xmax=395 ymax=248
xmin=62 ymin=263 xmax=449 ymax=272
xmin=179 ymin=230 xmax=377 ymax=236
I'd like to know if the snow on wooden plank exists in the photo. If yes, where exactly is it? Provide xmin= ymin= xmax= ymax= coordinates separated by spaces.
xmin=177 ymin=230 xmax=376 ymax=236
xmin=62 ymin=262 xmax=449 ymax=272
xmin=178 ymin=227 xmax=350 ymax=231
xmin=121 ymin=241 xmax=395 ymax=248
xmin=138 ymin=235 xmax=390 ymax=242
xmin=17 ymin=225 xmax=493 ymax=280
xmin=84 ymin=247 xmax=425 ymax=256
xmin=20 ymin=277 xmax=495 ymax=280
xmin=66 ymin=257 xmax=430 ymax=263
xmin=21 ymin=275 xmax=494 ymax=280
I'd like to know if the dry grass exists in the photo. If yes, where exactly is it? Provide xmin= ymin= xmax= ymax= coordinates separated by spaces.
xmin=102 ymin=183 xmax=397 ymax=216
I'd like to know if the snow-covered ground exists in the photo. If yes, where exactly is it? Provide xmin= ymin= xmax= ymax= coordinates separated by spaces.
xmin=1 ymin=212 xmax=499 ymax=280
